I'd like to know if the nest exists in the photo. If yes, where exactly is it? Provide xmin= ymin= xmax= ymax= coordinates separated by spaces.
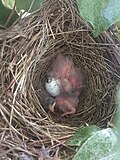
xmin=0 ymin=0 xmax=120 ymax=159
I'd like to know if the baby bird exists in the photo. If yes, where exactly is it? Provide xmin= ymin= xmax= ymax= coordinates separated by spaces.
xmin=47 ymin=54 xmax=82 ymax=95
xmin=44 ymin=93 xmax=79 ymax=117
xmin=44 ymin=97 xmax=56 ymax=112
xmin=55 ymin=93 xmax=79 ymax=117
xmin=45 ymin=54 xmax=84 ymax=117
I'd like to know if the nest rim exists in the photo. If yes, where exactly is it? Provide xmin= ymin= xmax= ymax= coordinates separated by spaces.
xmin=0 ymin=0 xmax=120 ymax=159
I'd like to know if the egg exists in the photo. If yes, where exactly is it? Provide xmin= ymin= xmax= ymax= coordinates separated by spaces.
xmin=45 ymin=77 xmax=61 ymax=97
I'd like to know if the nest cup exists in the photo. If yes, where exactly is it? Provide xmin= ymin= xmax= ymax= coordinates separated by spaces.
xmin=0 ymin=0 xmax=120 ymax=159
xmin=32 ymin=1 xmax=119 ymax=127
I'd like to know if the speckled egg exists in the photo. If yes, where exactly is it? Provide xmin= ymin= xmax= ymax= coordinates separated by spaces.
xmin=45 ymin=77 xmax=61 ymax=97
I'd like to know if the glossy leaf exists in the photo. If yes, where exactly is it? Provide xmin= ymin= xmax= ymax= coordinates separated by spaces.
xmin=16 ymin=0 xmax=44 ymax=13
xmin=67 ymin=125 xmax=100 ymax=147
xmin=73 ymin=128 xmax=117 ymax=160
xmin=77 ymin=0 xmax=120 ymax=36
xmin=0 ymin=0 xmax=18 ymax=26
xmin=100 ymin=153 xmax=118 ymax=160
xmin=1 ymin=0 xmax=44 ymax=13
xmin=1 ymin=0 xmax=14 ymax=9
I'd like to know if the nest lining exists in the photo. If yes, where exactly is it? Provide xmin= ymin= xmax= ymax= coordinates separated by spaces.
xmin=0 ymin=0 xmax=120 ymax=159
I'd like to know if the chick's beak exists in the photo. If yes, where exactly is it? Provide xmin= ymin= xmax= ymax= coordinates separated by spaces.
xmin=48 ymin=102 xmax=56 ymax=112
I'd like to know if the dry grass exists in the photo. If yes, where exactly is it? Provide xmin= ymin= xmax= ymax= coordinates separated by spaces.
xmin=0 ymin=0 xmax=120 ymax=159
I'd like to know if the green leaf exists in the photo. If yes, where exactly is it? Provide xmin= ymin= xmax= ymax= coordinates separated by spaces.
xmin=100 ymin=153 xmax=118 ymax=160
xmin=16 ymin=0 xmax=44 ymax=13
xmin=1 ymin=0 xmax=14 ymax=9
xmin=77 ymin=0 xmax=120 ymax=36
xmin=67 ymin=125 xmax=100 ymax=147
xmin=0 ymin=0 xmax=18 ymax=26
xmin=72 ymin=128 xmax=117 ymax=160
xmin=1 ymin=0 xmax=44 ymax=13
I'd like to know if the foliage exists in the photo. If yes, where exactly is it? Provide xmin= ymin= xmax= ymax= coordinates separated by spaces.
xmin=68 ymin=125 xmax=118 ymax=160
xmin=0 ymin=0 xmax=18 ymax=27
xmin=15 ymin=0 xmax=44 ymax=13
xmin=1 ymin=0 xmax=120 ymax=36
xmin=0 ymin=0 xmax=44 ymax=26
xmin=1 ymin=0 xmax=44 ymax=12
xmin=67 ymin=125 xmax=100 ymax=147
xmin=1 ymin=0 xmax=14 ymax=9
xmin=67 ymin=86 xmax=120 ymax=160
xmin=77 ymin=0 xmax=120 ymax=36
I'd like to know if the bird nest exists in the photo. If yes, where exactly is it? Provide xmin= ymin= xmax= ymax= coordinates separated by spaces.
xmin=0 ymin=0 xmax=120 ymax=159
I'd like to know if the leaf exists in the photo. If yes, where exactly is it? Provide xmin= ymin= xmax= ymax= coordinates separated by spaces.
xmin=16 ymin=0 xmax=44 ymax=13
xmin=0 ymin=0 xmax=18 ymax=26
xmin=1 ymin=0 xmax=14 ymax=9
xmin=67 ymin=125 xmax=100 ymax=147
xmin=77 ymin=0 xmax=120 ymax=36
xmin=100 ymin=153 xmax=118 ymax=160
xmin=72 ymin=128 xmax=117 ymax=160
